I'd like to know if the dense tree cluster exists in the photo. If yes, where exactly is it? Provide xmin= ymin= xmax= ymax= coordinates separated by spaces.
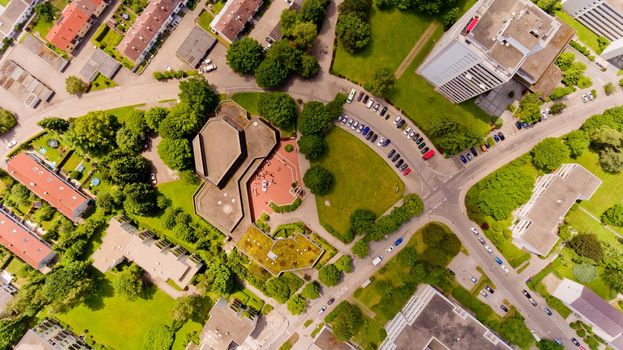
xmin=325 ymin=301 xmax=363 ymax=340
xmin=514 ymin=93 xmax=543 ymax=123
xmin=581 ymin=107 xmax=623 ymax=172
xmin=142 ymin=324 xmax=174 ymax=350
xmin=569 ymin=234 xmax=603 ymax=261
xmin=65 ymin=111 xmax=119 ymax=155
xmin=113 ymin=264 xmax=145 ymax=301
xmin=318 ymin=264 xmax=341 ymax=286
xmin=601 ymin=204 xmax=623 ymax=226
xmin=549 ymin=86 xmax=574 ymax=100
xmin=158 ymin=138 xmax=193 ymax=170
xmin=297 ymin=134 xmax=326 ymax=160
xmin=427 ymin=118 xmax=482 ymax=156
xmin=498 ymin=313 xmax=535 ymax=350
xmin=258 ymin=92 xmax=298 ymax=129
xmin=531 ymin=138 xmax=569 ymax=171
xmin=226 ymin=37 xmax=264 ymax=75
xmin=537 ymin=339 xmax=564 ymax=350
xmin=365 ymin=68 xmax=395 ymax=98
xmin=556 ymin=52 xmax=592 ymax=88
xmin=301 ymin=281 xmax=320 ymax=299
xmin=564 ymin=130 xmax=590 ymax=158
xmin=421 ymin=223 xmax=461 ymax=266
xmin=287 ymin=294 xmax=307 ymax=315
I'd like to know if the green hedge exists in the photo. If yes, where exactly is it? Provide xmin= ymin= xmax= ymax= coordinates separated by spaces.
xmin=269 ymin=197 xmax=302 ymax=213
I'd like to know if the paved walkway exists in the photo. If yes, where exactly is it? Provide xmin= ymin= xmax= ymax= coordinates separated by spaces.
xmin=395 ymin=22 xmax=439 ymax=78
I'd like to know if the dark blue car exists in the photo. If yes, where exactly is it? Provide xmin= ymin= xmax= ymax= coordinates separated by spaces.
xmin=459 ymin=155 xmax=467 ymax=164
xmin=495 ymin=257 xmax=503 ymax=265
xmin=394 ymin=237 xmax=404 ymax=246
xmin=515 ymin=121 xmax=522 ymax=130
xmin=493 ymin=134 xmax=500 ymax=142
xmin=362 ymin=126 xmax=370 ymax=136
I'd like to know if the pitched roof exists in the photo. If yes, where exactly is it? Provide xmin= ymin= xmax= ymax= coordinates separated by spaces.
xmin=45 ymin=0 xmax=105 ymax=51
xmin=7 ymin=152 xmax=90 ymax=220
xmin=117 ymin=0 xmax=181 ymax=62
xmin=210 ymin=0 xmax=263 ymax=41
xmin=0 ymin=207 xmax=54 ymax=270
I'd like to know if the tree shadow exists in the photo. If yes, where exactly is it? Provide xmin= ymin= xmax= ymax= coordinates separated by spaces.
xmin=84 ymin=270 xmax=114 ymax=311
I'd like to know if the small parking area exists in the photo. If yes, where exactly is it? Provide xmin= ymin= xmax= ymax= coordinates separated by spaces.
xmin=448 ymin=252 xmax=481 ymax=289
xmin=249 ymin=0 xmax=291 ymax=47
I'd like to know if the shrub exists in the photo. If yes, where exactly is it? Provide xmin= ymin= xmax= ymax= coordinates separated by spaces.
xmin=301 ymin=282 xmax=320 ymax=299
xmin=318 ymin=264 xmax=340 ymax=286
xmin=549 ymin=86 xmax=574 ymax=100
xmin=284 ymin=144 xmax=294 ymax=152
xmin=351 ymin=239 xmax=368 ymax=258
xmin=573 ymin=263 xmax=597 ymax=283
xmin=601 ymin=204 xmax=623 ymax=226
xmin=303 ymin=165 xmax=334 ymax=195
xmin=335 ymin=255 xmax=353 ymax=273
xmin=569 ymin=234 xmax=603 ymax=261
xmin=550 ymin=102 xmax=567 ymax=115
xmin=0 ymin=108 xmax=17 ymax=135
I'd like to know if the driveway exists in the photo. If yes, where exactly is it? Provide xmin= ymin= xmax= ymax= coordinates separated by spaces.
xmin=141 ymin=136 xmax=178 ymax=184
xmin=249 ymin=0 xmax=291 ymax=47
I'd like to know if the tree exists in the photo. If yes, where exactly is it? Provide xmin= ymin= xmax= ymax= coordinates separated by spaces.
xmin=515 ymin=93 xmax=543 ymax=123
xmin=403 ymin=193 xmax=424 ymax=216
xmin=65 ymin=111 xmax=118 ymax=155
xmin=335 ymin=255 xmax=353 ymax=273
xmin=226 ymin=37 xmax=264 ymax=74
xmin=114 ymin=264 xmax=145 ymax=301
xmin=43 ymin=261 xmax=94 ymax=314
xmin=290 ymin=21 xmax=317 ymax=50
xmin=258 ymin=92 xmax=298 ymax=129
xmin=65 ymin=76 xmax=89 ymax=95
xmin=536 ymin=0 xmax=561 ymax=13
xmin=531 ymin=138 xmax=569 ymax=171
xmin=597 ymin=36 xmax=610 ymax=54
xmin=329 ymin=302 xmax=363 ymax=341
xmin=537 ymin=339 xmax=564 ymax=350
xmin=562 ymin=62 xmax=588 ymax=87
xmin=350 ymin=209 xmax=376 ymax=235
xmin=301 ymin=282 xmax=320 ymax=299
xmin=564 ymin=130 xmax=589 ymax=157
xmin=591 ymin=126 xmax=622 ymax=149
xmin=297 ymin=134 xmax=326 ymax=160
xmin=280 ymin=9 xmax=299 ymax=36
xmin=0 ymin=315 xmax=30 ymax=350
xmin=35 ymin=1 xmax=55 ymax=22
xmin=604 ymin=82 xmax=616 ymax=96
xmin=601 ymin=204 xmax=623 ymax=226
xmin=265 ymin=277 xmax=291 ymax=303
xmin=107 ymin=154 xmax=150 ymax=184
xmin=116 ymin=127 xmax=143 ymax=154
xmin=375 ymin=0 xmax=392 ymax=9
xmin=351 ymin=239 xmax=368 ymax=258
xmin=599 ymin=148 xmax=623 ymax=173
xmin=549 ymin=86 xmax=574 ymax=100
xmin=550 ymin=102 xmax=566 ymax=115
xmin=206 ymin=262 xmax=234 ymax=295
xmin=172 ymin=295 xmax=208 ymax=326
xmin=367 ymin=68 xmax=395 ymax=97
xmin=338 ymin=0 xmax=372 ymax=19
xmin=318 ymin=264 xmax=340 ymax=286
xmin=442 ymin=7 xmax=461 ymax=28
xmin=303 ymin=165 xmax=334 ymax=195
xmin=336 ymin=13 xmax=371 ymax=53
xmin=556 ymin=52 xmax=576 ymax=71
xmin=123 ymin=183 xmax=158 ymax=216
xmin=0 ymin=108 xmax=17 ymax=135
xmin=38 ymin=117 xmax=69 ymax=133
xmin=298 ymin=101 xmax=332 ymax=135
xmin=572 ymin=263 xmax=597 ymax=283
xmin=255 ymin=58 xmax=289 ymax=89
xmin=158 ymin=105 xmax=201 ymax=139
xmin=569 ymin=234 xmax=603 ymax=261
xmin=142 ymin=324 xmax=174 ymax=350
xmin=498 ymin=314 xmax=534 ymax=350
xmin=299 ymin=54 xmax=320 ymax=79
xmin=287 ymin=294 xmax=307 ymax=315
xmin=299 ymin=0 xmax=330 ymax=26
xmin=145 ymin=106 xmax=168 ymax=131
xmin=266 ymin=40 xmax=302 ymax=73
xmin=158 ymin=138 xmax=193 ymax=170
xmin=603 ymin=268 xmax=623 ymax=293
xmin=178 ymin=76 xmax=219 ymax=118
xmin=124 ymin=110 xmax=148 ymax=135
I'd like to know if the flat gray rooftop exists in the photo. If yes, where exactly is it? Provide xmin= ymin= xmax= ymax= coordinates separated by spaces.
xmin=21 ymin=34 xmax=68 ymax=72
xmin=176 ymin=25 xmax=216 ymax=67
xmin=79 ymin=49 xmax=121 ymax=81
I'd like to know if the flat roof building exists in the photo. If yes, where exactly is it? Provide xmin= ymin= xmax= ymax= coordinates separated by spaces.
xmin=7 ymin=152 xmax=91 ymax=220
xmin=46 ymin=0 xmax=110 ymax=53
xmin=379 ymin=284 xmax=512 ymax=350
xmin=78 ymin=48 xmax=121 ymax=81
xmin=552 ymin=278 xmax=623 ymax=350
xmin=510 ymin=163 xmax=601 ymax=256
xmin=419 ymin=0 xmax=574 ymax=103
xmin=0 ymin=60 xmax=54 ymax=108
xmin=117 ymin=0 xmax=182 ymax=64
xmin=176 ymin=26 xmax=216 ymax=67
xmin=210 ymin=0 xmax=263 ymax=42
xmin=92 ymin=218 xmax=202 ymax=289
xmin=0 ymin=206 xmax=56 ymax=272
xmin=0 ymin=0 xmax=36 ymax=43
xmin=15 ymin=319 xmax=90 ymax=350
xmin=199 ymin=297 xmax=258 ymax=350
xmin=22 ymin=34 xmax=69 ymax=71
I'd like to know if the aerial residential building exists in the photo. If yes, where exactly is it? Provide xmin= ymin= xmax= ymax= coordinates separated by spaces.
xmin=510 ymin=164 xmax=601 ymax=256
xmin=552 ymin=278 xmax=623 ymax=350
xmin=15 ymin=319 xmax=90 ymax=350
xmin=7 ymin=152 xmax=91 ymax=220
xmin=199 ymin=297 xmax=258 ymax=350
xmin=46 ymin=0 xmax=110 ymax=53
xmin=91 ymin=218 xmax=202 ymax=289
xmin=419 ymin=0 xmax=574 ymax=103
xmin=210 ymin=0 xmax=263 ymax=42
xmin=0 ymin=0 xmax=37 ymax=44
xmin=0 ymin=60 xmax=54 ymax=108
xmin=0 ymin=206 xmax=56 ymax=272
xmin=176 ymin=26 xmax=216 ymax=67
xmin=117 ymin=0 xmax=182 ymax=65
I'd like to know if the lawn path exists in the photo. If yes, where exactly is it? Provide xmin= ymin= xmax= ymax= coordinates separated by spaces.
xmin=578 ymin=205 xmax=623 ymax=238
xmin=394 ymin=21 xmax=440 ymax=79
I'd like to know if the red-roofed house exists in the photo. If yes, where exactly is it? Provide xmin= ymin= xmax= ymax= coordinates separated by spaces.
xmin=117 ymin=0 xmax=182 ymax=64
xmin=0 ymin=207 xmax=55 ymax=272
xmin=210 ymin=0 xmax=263 ymax=42
xmin=7 ymin=152 xmax=91 ymax=221
xmin=45 ymin=0 xmax=110 ymax=53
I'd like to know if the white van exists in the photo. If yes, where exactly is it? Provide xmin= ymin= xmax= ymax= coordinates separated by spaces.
xmin=372 ymin=256 xmax=383 ymax=266
xmin=347 ymin=88 xmax=357 ymax=103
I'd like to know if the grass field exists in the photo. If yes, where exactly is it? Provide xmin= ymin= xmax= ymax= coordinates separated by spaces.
xmin=91 ymin=24 xmax=136 ymax=69
xmin=56 ymin=271 xmax=176 ymax=350
xmin=198 ymin=10 xmax=214 ymax=32
xmin=313 ymin=128 xmax=404 ymax=242
xmin=89 ymin=73 xmax=118 ymax=92
xmin=231 ymin=92 xmax=262 ymax=115
xmin=230 ymin=287 xmax=265 ymax=312
xmin=103 ymin=104 xmax=145 ymax=123
xmin=0 ymin=0 xmax=10 ymax=7
xmin=555 ymin=11 xmax=601 ymax=53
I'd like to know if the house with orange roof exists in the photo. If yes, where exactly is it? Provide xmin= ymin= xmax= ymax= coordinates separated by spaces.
xmin=7 ymin=152 xmax=91 ymax=221
xmin=45 ymin=0 xmax=110 ymax=53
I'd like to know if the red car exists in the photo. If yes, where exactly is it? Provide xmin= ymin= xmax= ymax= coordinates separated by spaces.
xmin=402 ymin=168 xmax=411 ymax=176
xmin=423 ymin=149 xmax=435 ymax=160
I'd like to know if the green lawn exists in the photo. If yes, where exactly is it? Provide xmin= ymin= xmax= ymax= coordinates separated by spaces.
xmin=198 ymin=10 xmax=214 ymax=32
xmin=4 ymin=256 xmax=31 ymax=284
xmin=231 ymin=92 xmax=262 ymax=115
xmin=31 ymin=19 xmax=54 ymax=38
xmin=92 ymin=24 xmax=136 ymax=69
xmin=31 ymin=132 xmax=66 ymax=165
xmin=104 ymin=104 xmax=145 ymax=124
xmin=555 ymin=11 xmax=601 ymax=53
xmin=89 ymin=73 xmax=118 ymax=92
xmin=211 ymin=0 xmax=225 ymax=14
xmin=313 ymin=128 xmax=404 ymax=242
xmin=351 ymin=315 xmax=387 ymax=350
xmin=0 ymin=0 xmax=10 ymax=7
xmin=332 ymin=7 xmax=434 ymax=83
xmin=172 ymin=321 xmax=203 ymax=350
xmin=56 ymin=271 xmax=177 ymax=350
xmin=230 ymin=287 xmax=265 ymax=312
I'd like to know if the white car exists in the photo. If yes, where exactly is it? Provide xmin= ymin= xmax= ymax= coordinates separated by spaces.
xmin=366 ymin=99 xmax=375 ymax=108
xmin=469 ymin=275 xmax=478 ymax=283
xmin=470 ymin=227 xmax=480 ymax=235
xmin=587 ymin=92 xmax=594 ymax=101
xmin=150 ymin=173 xmax=157 ymax=184
xmin=377 ymin=137 xmax=386 ymax=147
xmin=261 ymin=180 xmax=268 ymax=192
xmin=540 ymin=110 xmax=548 ymax=120
xmin=403 ymin=126 xmax=412 ymax=135
xmin=485 ymin=245 xmax=493 ymax=255
xmin=480 ymin=290 xmax=488 ymax=297
xmin=407 ymin=131 xmax=415 ymax=140
xmin=386 ymin=246 xmax=394 ymax=253
xmin=204 ymin=63 xmax=217 ymax=72
xmin=318 ymin=306 xmax=327 ymax=314
xmin=501 ymin=264 xmax=509 ymax=273
xmin=351 ymin=120 xmax=359 ymax=130
xmin=6 ymin=140 xmax=17 ymax=149
xmin=393 ymin=116 xmax=402 ymax=125
xmin=581 ymin=94 xmax=589 ymax=103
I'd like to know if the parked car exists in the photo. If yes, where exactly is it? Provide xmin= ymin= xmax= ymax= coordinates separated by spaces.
xmin=418 ymin=142 xmax=426 ymax=150
xmin=395 ymin=159 xmax=404 ymax=168
xmin=571 ymin=338 xmax=580 ymax=347
xmin=402 ymin=168 xmax=411 ymax=176
xmin=420 ymin=146 xmax=429 ymax=154
xmin=478 ymin=237 xmax=486 ymax=245
xmin=327 ymin=297 xmax=335 ymax=305
xmin=337 ymin=115 xmax=343 ymax=123
xmin=366 ymin=131 xmax=374 ymax=140
xmin=404 ymin=127 xmax=412 ymax=135
xmin=362 ymin=126 xmax=370 ymax=135
xmin=500 ymin=304 xmax=509 ymax=313
xmin=501 ymin=265 xmax=509 ymax=273
xmin=347 ymin=88 xmax=356 ymax=103
xmin=516 ymin=121 xmax=523 ymax=130
xmin=466 ymin=153 xmax=473 ymax=161
xmin=341 ymin=116 xmax=348 ymax=125
xmin=347 ymin=118 xmax=353 ymax=126
xmin=396 ymin=119 xmax=405 ymax=128
xmin=399 ymin=163 xmax=408 ymax=171
xmin=522 ymin=290 xmax=532 ymax=298
xmin=493 ymin=134 xmax=500 ymax=142
xmin=497 ymin=132 xmax=505 ymax=141
xmin=485 ymin=285 xmax=494 ymax=294
xmin=423 ymin=149 xmax=435 ymax=160
xmin=469 ymin=275 xmax=478 ymax=283
xmin=480 ymin=144 xmax=487 ymax=152
xmin=470 ymin=147 xmax=478 ymax=156
xmin=318 ymin=306 xmax=327 ymax=314
xmin=380 ymin=106 xmax=388 ymax=116
xmin=387 ymin=149 xmax=396 ymax=158
xmin=408 ymin=132 xmax=416 ymax=140
xmin=393 ymin=116 xmax=402 ymax=125
xmin=386 ymin=246 xmax=394 ymax=253
xmin=459 ymin=155 xmax=467 ymax=164
xmin=351 ymin=120 xmax=359 ymax=130
xmin=373 ymin=103 xmax=380 ymax=112
xmin=372 ymin=256 xmax=383 ymax=265
xmin=383 ymin=138 xmax=391 ymax=147
xmin=554 ymin=338 xmax=563 ymax=346
xmin=391 ymin=153 xmax=401 ymax=162
xmin=357 ymin=91 xmax=365 ymax=102
xmin=362 ymin=94 xmax=369 ymax=104
xmin=357 ymin=124 xmax=365 ymax=133
xmin=394 ymin=237 xmax=404 ymax=246
xmin=480 ymin=290 xmax=488 ymax=297
xmin=544 ymin=307 xmax=553 ymax=316
xmin=370 ymin=134 xmax=378 ymax=143
xmin=495 ymin=257 xmax=503 ymax=265
xmin=587 ymin=92 xmax=593 ymax=101
xmin=415 ymin=137 xmax=423 ymax=145
xmin=529 ymin=298 xmax=538 ymax=306
xmin=377 ymin=137 xmax=386 ymax=147
xmin=366 ymin=99 xmax=375 ymax=108
xmin=470 ymin=227 xmax=480 ymax=235
xmin=485 ymin=245 xmax=493 ymax=254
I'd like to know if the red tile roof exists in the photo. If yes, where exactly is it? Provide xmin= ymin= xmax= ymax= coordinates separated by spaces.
xmin=117 ymin=0 xmax=181 ymax=62
xmin=212 ymin=0 xmax=263 ymax=42
xmin=7 ymin=152 xmax=90 ymax=220
xmin=45 ymin=0 xmax=105 ymax=51
xmin=0 ymin=208 xmax=54 ymax=270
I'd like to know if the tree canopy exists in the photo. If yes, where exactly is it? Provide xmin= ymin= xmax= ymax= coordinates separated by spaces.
xmin=123 ymin=183 xmax=158 ymax=216
xmin=298 ymin=101 xmax=333 ymax=135
xmin=106 ymin=154 xmax=150 ymax=185
xmin=0 ymin=108 xmax=17 ymax=135
xmin=318 ymin=264 xmax=340 ymax=286
xmin=569 ymin=233 xmax=603 ymax=261
xmin=351 ymin=239 xmax=369 ymax=258
xmin=43 ymin=261 xmax=95 ymax=314
xmin=564 ymin=130 xmax=589 ymax=158
xmin=367 ymin=68 xmax=395 ymax=98
xmin=299 ymin=0 xmax=331 ymax=26
xmin=303 ymin=165 xmax=334 ymax=195
xmin=336 ymin=13 xmax=371 ymax=53
xmin=498 ymin=314 xmax=535 ymax=350
xmin=299 ymin=54 xmax=320 ymax=79
xmin=301 ymin=282 xmax=320 ymax=299
xmin=145 ymin=106 xmax=169 ymax=131
xmin=38 ymin=117 xmax=69 ymax=133
xmin=258 ymin=92 xmax=298 ymax=129
xmin=116 ymin=127 xmax=143 ymax=154
xmin=327 ymin=301 xmax=363 ymax=341
xmin=113 ymin=264 xmax=145 ymax=301
xmin=297 ymin=134 xmax=326 ymax=160
xmin=515 ymin=93 xmax=543 ymax=123
xmin=537 ymin=339 xmax=564 ymax=350
xmin=158 ymin=138 xmax=193 ymax=170
xmin=350 ymin=209 xmax=377 ymax=236
xmin=158 ymin=105 xmax=202 ymax=139
xmin=66 ymin=111 xmax=119 ymax=155
xmin=602 ymin=204 xmax=623 ymax=226
xmin=226 ymin=37 xmax=264 ymax=75
xmin=255 ymin=58 xmax=289 ymax=89
xmin=142 ymin=324 xmax=174 ymax=350
xmin=531 ymin=138 xmax=569 ymax=171
xmin=178 ymin=76 xmax=219 ymax=119
xmin=287 ymin=294 xmax=307 ymax=315
xmin=65 ymin=76 xmax=89 ymax=96
xmin=290 ymin=21 xmax=317 ymax=50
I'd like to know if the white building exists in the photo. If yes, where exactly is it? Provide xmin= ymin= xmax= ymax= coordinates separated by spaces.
xmin=419 ymin=0 xmax=574 ymax=103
